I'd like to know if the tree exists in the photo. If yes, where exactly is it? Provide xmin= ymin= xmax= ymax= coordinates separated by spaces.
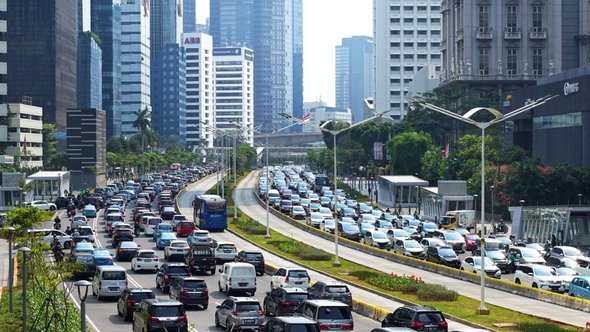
xmin=388 ymin=132 xmax=432 ymax=175
xmin=132 ymin=107 xmax=151 ymax=152
xmin=7 ymin=206 xmax=45 ymax=239
xmin=42 ymin=124 xmax=65 ymax=170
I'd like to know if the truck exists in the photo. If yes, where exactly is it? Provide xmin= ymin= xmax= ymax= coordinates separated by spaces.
xmin=439 ymin=210 xmax=476 ymax=230
xmin=184 ymin=244 xmax=216 ymax=275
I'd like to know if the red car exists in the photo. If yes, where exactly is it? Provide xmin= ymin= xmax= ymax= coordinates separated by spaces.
xmin=177 ymin=220 xmax=196 ymax=237
xmin=463 ymin=233 xmax=481 ymax=251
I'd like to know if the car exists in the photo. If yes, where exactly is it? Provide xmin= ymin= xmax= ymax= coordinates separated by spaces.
xmin=308 ymin=193 xmax=320 ymax=203
xmin=218 ymin=262 xmax=257 ymax=296
xmin=426 ymin=246 xmax=461 ymax=269
xmin=362 ymin=230 xmax=391 ymax=250
xmin=371 ymin=328 xmax=416 ymax=332
xmin=117 ymin=288 xmax=155 ymax=321
xmin=382 ymin=305 xmax=448 ymax=332
xmin=74 ymin=225 xmax=96 ymax=243
xmin=555 ymin=267 xmax=579 ymax=291
xmin=168 ymin=276 xmax=209 ymax=309
xmin=72 ymin=241 xmax=94 ymax=255
xmin=215 ymin=296 xmax=265 ymax=331
xmin=144 ymin=217 xmax=163 ymax=236
xmin=433 ymin=230 xmax=466 ymax=253
xmin=93 ymin=247 xmax=114 ymax=266
xmin=308 ymin=281 xmax=352 ymax=307
xmin=164 ymin=239 xmax=190 ymax=260
xmin=116 ymin=241 xmax=140 ymax=261
xmin=280 ymin=199 xmax=294 ymax=214
xmin=271 ymin=267 xmax=311 ymax=290
xmin=545 ymin=246 xmax=585 ymax=268
xmin=307 ymin=212 xmax=325 ymax=228
xmin=308 ymin=203 xmax=321 ymax=214
xmin=262 ymin=316 xmax=320 ymax=332
xmin=187 ymin=229 xmax=213 ymax=247
xmin=338 ymin=207 xmax=358 ymax=220
xmin=176 ymin=220 xmax=196 ymax=237
xmin=293 ymin=299 xmax=354 ymax=332
xmin=55 ymin=196 xmax=72 ymax=209
xmin=482 ymin=250 xmax=511 ymax=274
xmin=514 ymin=264 xmax=565 ymax=292
xmin=184 ymin=244 xmax=216 ymax=275
xmin=460 ymin=256 xmax=501 ymax=279
xmin=112 ymin=226 xmax=134 ymax=247
xmin=83 ymin=204 xmax=97 ymax=218
xmin=157 ymin=232 xmax=178 ymax=250
xmin=462 ymin=233 xmax=480 ymax=251
xmin=568 ymin=276 xmax=590 ymax=300
xmin=576 ymin=257 xmax=590 ymax=276
xmin=393 ymin=239 xmax=426 ymax=259
xmin=156 ymin=263 xmax=192 ymax=292
xmin=214 ymin=241 xmax=238 ymax=262
xmin=290 ymin=205 xmax=307 ymax=220
xmin=71 ymin=215 xmax=88 ymax=229
xmin=358 ymin=213 xmax=376 ymax=224
xmin=153 ymin=223 xmax=174 ymax=241
xmin=420 ymin=238 xmax=447 ymax=251
xmin=71 ymin=253 xmax=96 ymax=280
xmin=161 ymin=206 xmax=176 ymax=221
xmin=263 ymin=287 xmax=309 ymax=316
xmin=320 ymin=218 xmax=336 ymax=234
xmin=235 ymin=250 xmax=265 ymax=276
xmin=28 ymin=200 xmax=57 ymax=211
xmin=132 ymin=299 xmax=188 ymax=332
xmin=507 ymin=247 xmax=546 ymax=265
xmin=339 ymin=222 xmax=361 ymax=241
xmin=131 ymin=250 xmax=160 ymax=272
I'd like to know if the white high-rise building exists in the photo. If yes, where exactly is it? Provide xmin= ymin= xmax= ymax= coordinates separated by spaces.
xmin=374 ymin=1 xmax=442 ymax=120
xmin=213 ymin=47 xmax=254 ymax=146
xmin=302 ymin=106 xmax=352 ymax=133
xmin=120 ymin=0 xmax=151 ymax=137
xmin=183 ymin=32 xmax=214 ymax=147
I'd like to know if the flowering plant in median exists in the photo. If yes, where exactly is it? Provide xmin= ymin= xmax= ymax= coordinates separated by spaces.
xmin=366 ymin=273 xmax=425 ymax=293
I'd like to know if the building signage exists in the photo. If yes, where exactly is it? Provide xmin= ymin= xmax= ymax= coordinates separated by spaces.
xmin=184 ymin=36 xmax=201 ymax=45
xmin=563 ymin=82 xmax=579 ymax=96
xmin=213 ymin=48 xmax=242 ymax=56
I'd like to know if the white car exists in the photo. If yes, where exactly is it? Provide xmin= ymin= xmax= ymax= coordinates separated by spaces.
xmin=164 ymin=240 xmax=190 ymax=260
xmin=514 ymin=264 xmax=565 ymax=292
xmin=131 ymin=250 xmax=160 ymax=272
xmin=461 ymin=256 xmax=501 ymax=279
xmin=214 ymin=241 xmax=238 ymax=262
xmin=575 ymin=257 xmax=590 ymax=276
xmin=271 ymin=267 xmax=310 ymax=289
xmin=187 ymin=229 xmax=212 ymax=246
xmin=29 ymin=229 xmax=72 ymax=249
xmin=393 ymin=239 xmax=425 ymax=259
xmin=71 ymin=215 xmax=88 ymax=229
xmin=320 ymin=218 xmax=336 ymax=233
xmin=307 ymin=212 xmax=324 ymax=228
xmin=28 ymin=200 xmax=57 ymax=211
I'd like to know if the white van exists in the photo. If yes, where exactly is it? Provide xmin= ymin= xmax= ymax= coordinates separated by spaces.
xmin=145 ymin=217 xmax=163 ymax=236
xmin=92 ymin=265 xmax=127 ymax=300
xmin=218 ymin=262 xmax=256 ymax=296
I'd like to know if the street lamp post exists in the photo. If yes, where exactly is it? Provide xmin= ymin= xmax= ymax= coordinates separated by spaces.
xmin=233 ymin=133 xmax=237 ymax=222
xmin=19 ymin=247 xmax=31 ymax=332
xmin=578 ymin=193 xmax=583 ymax=205
xmin=490 ymin=185 xmax=495 ymax=225
xmin=74 ymin=280 xmax=91 ymax=332
xmin=282 ymin=112 xmax=389 ymax=267
xmin=409 ymin=94 xmax=558 ymax=315
xmin=6 ymin=226 xmax=15 ymax=313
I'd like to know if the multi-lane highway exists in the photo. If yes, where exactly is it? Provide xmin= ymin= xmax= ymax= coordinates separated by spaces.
xmin=233 ymin=170 xmax=588 ymax=328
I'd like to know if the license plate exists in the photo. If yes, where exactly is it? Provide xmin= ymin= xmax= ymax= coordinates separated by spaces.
xmin=238 ymin=283 xmax=248 ymax=287
xmin=295 ymin=281 xmax=302 ymax=285
xmin=223 ymin=249 xmax=231 ymax=253
xmin=244 ymin=319 xmax=255 ymax=324
xmin=330 ymin=325 xmax=341 ymax=329
xmin=109 ymin=287 xmax=118 ymax=291
xmin=144 ymin=259 xmax=152 ymax=262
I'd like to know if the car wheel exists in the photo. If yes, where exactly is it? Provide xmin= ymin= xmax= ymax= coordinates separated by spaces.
xmin=515 ymin=279 xmax=521 ymax=284
xmin=532 ymin=283 xmax=538 ymax=288
xmin=156 ymin=280 xmax=161 ymax=289
xmin=211 ymin=268 xmax=216 ymax=275
xmin=117 ymin=306 xmax=122 ymax=316
xmin=96 ymin=294 xmax=101 ymax=301
xmin=226 ymin=319 xmax=232 ymax=332
xmin=202 ymin=303 xmax=208 ymax=310
xmin=270 ymin=282 xmax=274 ymax=289
xmin=50 ymin=206 xmax=56 ymax=211
xmin=219 ymin=281 xmax=223 ymax=292
xmin=215 ymin=314 xmax=221 ymax=328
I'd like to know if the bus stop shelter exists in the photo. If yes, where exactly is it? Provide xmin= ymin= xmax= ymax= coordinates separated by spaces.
xmin=377 ymin=175 xmax=428 ymax=209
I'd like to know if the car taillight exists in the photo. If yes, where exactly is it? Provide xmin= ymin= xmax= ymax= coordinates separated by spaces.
xmin=318 ymin=324 xmax=330 ymax=330
xmin=164 ymin=275 xmax=169 ymax=280
xmin=154 ymin=257 xmax=159 ymax=261
xmin=439 ymin=321 xmax=448 ymax=328
xmin=147 ymin=315 xmax=160 ymax=323
xmin=257 ymin=310 xmax=264 ymax=316
xmin=180 ymin=290 xmax=189 ymax=295
xmin=127 ymin=300 xmax=137 ymax=307
xmin=228 ymin=277 xmax=232 ymax=284
xmin=285 ymin=276 xmax=289 ymax=283
xmin=342 ymin=323 xmax=353 ymax=330
xmin=232 ymin=310 xmax=240 ymax=316
xmin=279 ymin=300 xmax=295 ymax=307
xmin=118 ymin=249 xmax=124 ymax=252
xmin=175 ymin=314 xmax=187 ymax=323
xmin=136 ymin=258 xmax=142 ymax=261
xmin=410 ymin=322 xmax=425 ymax=328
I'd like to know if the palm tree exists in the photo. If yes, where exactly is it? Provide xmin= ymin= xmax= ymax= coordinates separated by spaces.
xmin=132 ymin=107 xmax=151 ymax=152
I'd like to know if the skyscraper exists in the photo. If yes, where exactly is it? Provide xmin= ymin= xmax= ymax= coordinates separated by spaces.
xmin=91 ymin=0 xmax=122 ymax=137
xmin=2 ymin=0 xmax=78 ymax=134
xmin=151 ymin=0 xmax=187 ymax=143
xmin=210 ymin=0 xmax=303 ymax=131
xmin=335 ymin=36 xmax=374 ymax=123
xmin=374 ymin=1 xmax=441 ymax=120
xmin=183 ymin=0 xmax=196 ymax=33
xmin=119 ymin=0 xmax=151 ymax=138
xmin=77 ymin=34 xmax=103 ymax=110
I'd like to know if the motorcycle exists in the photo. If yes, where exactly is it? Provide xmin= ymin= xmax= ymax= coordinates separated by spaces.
xmin=54 ymin=220 xmax=61 ymax=230
xmin=52 ymin=244 xmax=64 ymax=263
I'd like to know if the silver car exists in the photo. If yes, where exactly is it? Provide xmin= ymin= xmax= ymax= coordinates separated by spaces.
xmin=215 ymin=297 xmax=264 ymax=331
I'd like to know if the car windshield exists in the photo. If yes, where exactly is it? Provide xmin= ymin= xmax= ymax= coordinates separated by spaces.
xmin=404 ymin=241 xmax=420 ymax=248
xmin=394 ymin=230 xmax=409 ymax=237
xmin=534 ymin=267 xmax=557 ymax=276
xmin=379 ymin=221 xmax=393 ymax=228
xmin=103 ymin=271 xmax=125 ymax=280
xmin=288 ymin=270 xmax=309 ymax=278
xmin=556 ymin=268 xmax=578 ymax=276
xmin=310 ymin=213 xmax=323 ymax=219
xmin=520 ymin=248 xmax=541 ymax=257
xmin=326 ymin=286 xmax=349 ymax=293
xmin=129 ymin=292 xmax=155 ymax=301
xmin=182 ymin=280 xmax=206 ymax=289
xmin=527 ymin=243 xmax=544 ymax=251
xmin=78 ymin=228 xmax=92 ymax=235
xmin=562 ymin=247 xmax=582 ymax=257
xmin=245 ymin=253 xmax=263 ymax=260
xmin=444 ymin=233 xmax=463 ymax=240
xmin=473 ymin=257 xmax=494 ymax=266
xmin=324 ymin=220 xmax=335 ymax=226
xmin=466 ymin=234 xmax=480 ymax=241
xmin=422 ymin=222 xmax=437 ymax=230
xmin=439 ymin=248 xmax=456 ymax=257
xmin=138 ymin=251 xmax=156 ymax=258
xmin=151 ymin=305 xmax=185 ymax=317
xmin=159 ymin=224 xmax=172 ymax=230
xmin=362 ymin=215 xmax=375 ymax=222
xmin=293 ymin=206 xmax=304 ymax=212
xmin=236 ymin=302 xmax=262 ymax=311
xmin=373 ymin=232 xmax=387 ymax=239
xmin=342 ymin=224 xmax=357 ymax=231
xmin=486 ymin=251 xmax=505 ymax=259
xmin=317 ymin=307 xmax=350 ymax=320
xmin=416 ymin=312 xmax=445 ymax=323
xmin=171 ymin=242 xmax=187 ymax=248
xmin=76 ymin=255 xmax=94 ymax=264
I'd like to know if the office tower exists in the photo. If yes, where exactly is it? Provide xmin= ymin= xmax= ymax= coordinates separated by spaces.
xmin=374 ymin=1 xmax=441 ymax=120
xmin=210 ymin=0 xmax=303 ymax=131
xmin=0 ymin=0 xmax=6 ymax=101
xmin=183 ymin=32 xmax=214 ymax=147
xmin=3 ymin=0 xmax=78 ymax=134
xmin=78 ymin=0 xmax=91 ymax=32
xmin=119 ymin=0 xmax=151 ymax=138
xmin=183 ymin=0 xmax=196 ymax=33
xmin=77 ymin=33 xmax=103 ymax=110
xmin=0 ymin=103 xmax=44 ymax=168
xmin=302 ymin=106 xmax=352 ymax=133
xmin=66 ymin=108 xmax=107 ymax=189
xmin=151 ymin=0 xmax=187 ymax=143
xmin=336 ymin=36 xmax=374 ymax=123
xmin=213 ymin=47 xmax=254 ymax=146
xmin=92 ymin=0 xmax=122 ymax=137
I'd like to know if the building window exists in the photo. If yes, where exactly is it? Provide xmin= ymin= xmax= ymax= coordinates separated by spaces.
xmin=478 ymin=6 xmax=489 ymax=28
xmin=479 ymin=48 xmax=490 ymax=76
xmin=533 ymin=112 xmax=581 ymax=130
xmin=506 ymin=6 xmax=517 ymax=31
xmin=404 ymin=18 xmax=413 ymax=23
xmin=507 ymin=48 xmax=517 ymax=76
xmin=532 ymin=48 xmax=543 ymax=76
xmin=532 ymin=5 xmax=543 ymax=29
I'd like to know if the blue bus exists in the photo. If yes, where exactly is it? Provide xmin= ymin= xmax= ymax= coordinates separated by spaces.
xmin=193 ymin=194 xmax=227 ymax=231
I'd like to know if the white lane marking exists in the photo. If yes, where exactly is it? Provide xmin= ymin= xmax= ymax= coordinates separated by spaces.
xmin=67 ymin=290 xmax=102 ymax=332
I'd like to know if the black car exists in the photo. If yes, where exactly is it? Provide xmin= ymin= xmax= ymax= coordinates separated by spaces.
xmin=116 ymin=241 xmax=140 ymax=261
xmin=262 ymin=316 xmax=320 ymax=332
xmin=72 ymin=253 xmax=96 ymax=280
xmin=55 ymin=196 xmax=72 ymax=209
xmin=263 ymin=287 xmax=309 ymax=316
xmin=184 ymin=245 xmax=216 ymax=275
xmin=545 ymin=246 xmax=584 ymax=268
xmin=425 ymin=246 xmax=461 ymax=269
xmin=117 ymin=288 xmax=155 ymax=321
xmin=132 ymin=299 xmax=188 ymax=332
xmin=235 ymin=250 xmax=265 ymax=276
xmin=113 ymin=228 xmax=134 ymax=247
xmin=382 ymin=305 xmax=448 ymax=332
xmin=308 ymin=281 xmax=352 ymax=307
xmin=169 ymin=276 xmax=208 ymax=309
xmin=156 ymin=263 xmax=192 ymax=292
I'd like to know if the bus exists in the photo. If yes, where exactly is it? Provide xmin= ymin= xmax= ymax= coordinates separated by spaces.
xmin=192 ymin=194 xmax=227 ymax=231
xmin=314 ymin=174 xmax=330 ymax=193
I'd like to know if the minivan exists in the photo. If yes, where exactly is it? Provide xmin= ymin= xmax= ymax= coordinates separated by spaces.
xmin=568 ymin=276 xmax=590 ymax=300
xmin=83 ymin=204 xmax=97 ymax=218
xmin=92 ymin=265 xmax=128 ymax=300
xmin=218 ymin=262 xmax=257 ymax=296
xmin=294 ymin=300 xmax=354 ymax=332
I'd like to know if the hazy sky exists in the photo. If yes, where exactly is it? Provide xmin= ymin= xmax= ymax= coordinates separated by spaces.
xmin=196 ymin=0 xmax=373 ymax=107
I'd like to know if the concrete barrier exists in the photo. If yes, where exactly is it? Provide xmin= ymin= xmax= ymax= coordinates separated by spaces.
xmin=252 ymin=184 xmax=590 ymax=313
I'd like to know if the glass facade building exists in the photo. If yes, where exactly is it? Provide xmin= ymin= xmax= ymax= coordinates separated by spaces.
xmin=77 ymin=33 xmax=103 ymax=110
xmin=183 ymin=0 xmax=197 ymax=33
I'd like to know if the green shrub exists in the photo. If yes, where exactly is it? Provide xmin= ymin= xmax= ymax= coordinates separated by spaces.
xmin=366 ymin=274 xmax=424 ymax=293
xmin=234 ymin=219 xmax=267 ymax=234
xmin=416 ymin=284 xmax=458 ymax=301
xmin=349 ymin=270 xmax=381 ymax=281
xmin=267 ymin=240 xmax=331 ymax=261
xmin=298 ymin=247 xmax=332 ymax=261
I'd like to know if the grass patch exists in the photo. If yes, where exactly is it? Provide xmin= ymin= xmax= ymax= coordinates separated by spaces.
xmin=41 ymin=210 xmax=56 ymax=221
xmin=267 ymin=239 xmax=332 ymax=261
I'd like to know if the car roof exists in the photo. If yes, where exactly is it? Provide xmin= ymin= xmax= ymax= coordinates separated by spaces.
xmin=280 ymin=287 xmax=307 ymax=293
xmin=127 ymin=288 xmax=154 ymax=293
xmin=399 ymin=305 xmax=442 ymax=312
xmin=143 ymin=298 xmax=183 ymax=306
xmin=228 ymin=296 xmax=259 ymax=302
xmin=270 ymin=316 xmax=317 ymax=324
xmin=97 ymin=265 xmax=126 ymax=271
xmin=304 ymin=299 xmax=349 ymax=306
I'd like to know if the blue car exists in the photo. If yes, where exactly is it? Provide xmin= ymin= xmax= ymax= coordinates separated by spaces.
xmin=83 ymin=204 xmax=97 ymax=218
xmin=93 ymin=248 xmax=114 ymax=266
xmin=157 ymin=232 xmax=177 ymax=250
xmin=72 ymin=242 xmax=94 ymax=255
xmin=153 ymin=223 xmax=174 ymax=241
xmin=569 ymin=276 xmax=590 ymax=300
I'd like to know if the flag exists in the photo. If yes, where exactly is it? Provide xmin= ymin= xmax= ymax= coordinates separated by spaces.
xmin=302 ymin=112 xmax=311 ymax=122
xmin=443 ymin=135 xmax=450 ymax=158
